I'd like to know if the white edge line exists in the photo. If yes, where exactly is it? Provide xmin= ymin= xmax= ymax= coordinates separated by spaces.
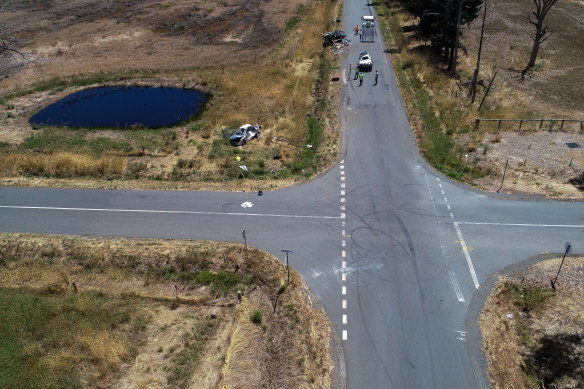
xmin=457 ymin=221 xmax=584 ymax=228
xmin=342 ymin=330 xmax=347 ymax=340
xmin=0 ymin=205 xmax=342 ymax=220
xmin=453 ymin=222 xmax=480 ymax=289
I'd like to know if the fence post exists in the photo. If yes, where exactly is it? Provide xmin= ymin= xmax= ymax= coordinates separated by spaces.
xmin=498 ymin=120 xmax=502 ymax=130
xmin=540 ymin=119 xmax=544 ymax=129
xmin=474 ymin=119 xmax=480 ymax=131
xmin=560 ymin=120 xmax=565 ymax=131
xmin=519 ymin=120 xmax=523 ymax=130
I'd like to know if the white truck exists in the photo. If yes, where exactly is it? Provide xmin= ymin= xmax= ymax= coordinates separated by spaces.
xmin=360 ymin=15 xmax=375 ymax=43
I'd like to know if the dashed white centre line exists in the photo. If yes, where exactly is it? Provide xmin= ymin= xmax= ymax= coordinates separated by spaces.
xmin=341 ymin=183 xmax=346 ymax=189
xmin=342 ymin=330 xmax=348 ymax=340
xmin=342 ymin=300 xmax=347 ymax=309
xmin=341 ymin=190 xmax=345 ymax=196
xmin=341 ymin=176 xmax=345 ymax=182
xmin=342 ymin=314 xmax=347 ymax=324
xmin=342 ymin=240 xmax=346 ymax=247
xmin=342 ymin=286 xmax=347 ymax=295
xmin=342 ymin=273 xmax=346 ymax=281
xmin=341 ymin=198 xmax=345 ymax=203
xmin=341 ymin=205 xmax=345 ymax=211
xmin=342 ymin=251 xmax=346 ymax=258
xmin=447 ymin=204 xmax=451 ymax=210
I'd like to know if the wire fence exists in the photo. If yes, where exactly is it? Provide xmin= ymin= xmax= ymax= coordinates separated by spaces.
xmin=474 ymin=118 xmax=584 ymax=133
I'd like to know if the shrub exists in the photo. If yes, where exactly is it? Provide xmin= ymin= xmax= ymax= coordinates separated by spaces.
xmin=250 ymin=309 xmax=263 ymax=325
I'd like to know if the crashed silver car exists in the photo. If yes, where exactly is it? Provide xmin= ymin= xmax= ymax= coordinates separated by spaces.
xmin=229 ymin=124 xmax=261 ymax=146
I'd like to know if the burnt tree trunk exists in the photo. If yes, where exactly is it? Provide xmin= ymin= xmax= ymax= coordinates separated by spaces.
xmin=522 ymin=0 xmax=560 ymax=79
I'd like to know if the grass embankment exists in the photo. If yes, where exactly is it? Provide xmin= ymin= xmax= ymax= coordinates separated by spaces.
xmin=0 ymin=234 xmax=333 ymax=388
xmin=374 ymin=1 xmax=584 ymax=197
xmin=374 ymin=1 xmax=483 ymax=182
xmin=0 ymin=0 xmax=340 ymax=189
xmin=480 ymin=257 xmax=584 ymax=389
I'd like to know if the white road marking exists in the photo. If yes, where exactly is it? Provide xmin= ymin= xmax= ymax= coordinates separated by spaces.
xmin=341 ymin=205 xmax=345 ymax=211
xmin=341 ymin=183 xmax=345 ymax=189
xmin=341 ymin=164 xmax=344 ymax=169
xmin=439 ymin=183 xmax=443 ymax=188
xmin=343 ymin=314 xmax=347 ymax=324
xmin=0 ymin=205 xmax=342 ymax=220
xmin=342 ymin=261 xmax=346 ymax=269
xmin=341 ymin=198 xmax=345 ymax=203
xmin=447 ymin=204 xmax=451 ymax=210
xmin=453 ymin=222 xmax=480 ymax=289
xmin=342 ymin=300 xmax=347 ymax=309
xmin=436 ymin=177 xmax=440 ymax=182
xmin=441 ymin=190 xmax=445 ymax=195
xmin=342 ymin=221 xmax=345 ymax=227
xmin=450 ymin=213 xmax=454 ymax=219
xmin=342 ymin=273 xmax=346 ymax=281
xmin=342 ymin=251 xmax=346 ymax=258
xmin=444 ymin=197 xmax=448 ymax=202
xmin=341 ymin=190 xmax=346 ymax=196
xmin=342 ymin=229 xmax=345 ymax=235
xmin=424 ymin=173 xmax=465 ymax=302
xmin=342 ymin=240 xmax=346 ymax=247
xmin=341 ymin=176 xmax=345 ymax=181
xmin=342 ymin=286 xmax=346 ymax=295
xmin=341 ymin=171 xmax=345 ymax=176
xmin=342 ymin=330 xmax=347 ymax=340
xmin=241 ymin=201 xmax=253 ymax=208
xmin=457 ymin=221 xmax=584 ymax=228
xmin=341 ymin=159 xmax=344 ymax=164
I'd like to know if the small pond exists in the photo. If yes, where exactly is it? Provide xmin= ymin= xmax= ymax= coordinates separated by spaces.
xmin=29 ymin=86 xmax=206 ymax=128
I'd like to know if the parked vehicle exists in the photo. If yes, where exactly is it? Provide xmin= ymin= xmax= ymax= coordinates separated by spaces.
xmin=229 ymin=124 xmax=261 ymax=146
xmin=358 ymin=51 xmax=373 ymax=71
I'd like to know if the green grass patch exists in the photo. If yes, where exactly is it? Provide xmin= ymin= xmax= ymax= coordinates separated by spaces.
xmin=0 ymin=288 xmax=148 ymax=389
xmin=167 ymin=318 xmax=217 ymax=389
xmin=21 ymin=129 xmax=133 ymax=156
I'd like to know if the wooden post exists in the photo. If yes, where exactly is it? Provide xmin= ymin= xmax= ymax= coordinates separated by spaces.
xmin=560 ymin=120 xmax=565 ymax=131
xmin=273 ymin=295 xmax=279 ymax=313
xmin=540 ymin=119 xmax=544 ymax=129
xmin=519 ymin=120 xmax=523 ymax=130
xmin=474 ymin=119 xmax=480 ymax=131
xmin=498 ymin=120 xmax=502 ymax=130
xmin=496 ymin=159 xmax=509 ymax=193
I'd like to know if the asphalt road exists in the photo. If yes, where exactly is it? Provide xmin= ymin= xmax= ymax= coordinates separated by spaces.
xmin=1 ymin=0 xmax=583 ymax=388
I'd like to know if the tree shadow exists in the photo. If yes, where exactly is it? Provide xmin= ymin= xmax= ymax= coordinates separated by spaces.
xmin=568 ymin=171 xmax=584 ymax=191
xmin=531 ymin=333 xmax=584 ymax=385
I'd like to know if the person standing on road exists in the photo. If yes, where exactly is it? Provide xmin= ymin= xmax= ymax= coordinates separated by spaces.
xmin=354 ymin=65 xmax=359 ymax=80
xmin=374 ymin=70 xmax=379 ymax=85
xmin=359 ymin=72 xmax=364 ymax=86
xmin=355 ymin=25 xmax=359 ymax=35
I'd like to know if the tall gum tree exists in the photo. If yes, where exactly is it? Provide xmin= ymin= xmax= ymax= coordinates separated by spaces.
xmin=522 ymin=0 xmax=560 ymax=79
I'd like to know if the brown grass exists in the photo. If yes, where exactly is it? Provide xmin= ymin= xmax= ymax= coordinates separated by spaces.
xmin=480 ymin=256 xmax=584 ymax=389
xmin=378 ymin=0 xmax=584 ymax=199
xmin=0 ymin=233 xmax=334 ymax=388
xmin=0 ymin=0 xmax=340 ymax=190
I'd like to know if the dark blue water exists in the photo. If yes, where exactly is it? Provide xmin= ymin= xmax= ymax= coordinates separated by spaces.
xmin=29 ymin=86 xmax=206 ymax=128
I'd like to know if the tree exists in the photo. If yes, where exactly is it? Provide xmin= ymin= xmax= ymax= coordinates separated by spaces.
xmin=0 ymin=1 xmax=29 ymax=80
xmin=522 ymin=0 xmax=560 ymax=79
xmin=401 ymin=0 xmax=483 ymax=73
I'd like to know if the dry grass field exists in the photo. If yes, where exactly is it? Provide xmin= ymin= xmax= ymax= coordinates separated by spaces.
xmin=0 ymin=0 xmax=341 ymax=190
xmin=480 ymin=256 xmax=584 ymax=389
xmin=0 ymin=233 xmax=333 ymax=388
xmin=378 ymin=0 xmax=584 ymax=199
